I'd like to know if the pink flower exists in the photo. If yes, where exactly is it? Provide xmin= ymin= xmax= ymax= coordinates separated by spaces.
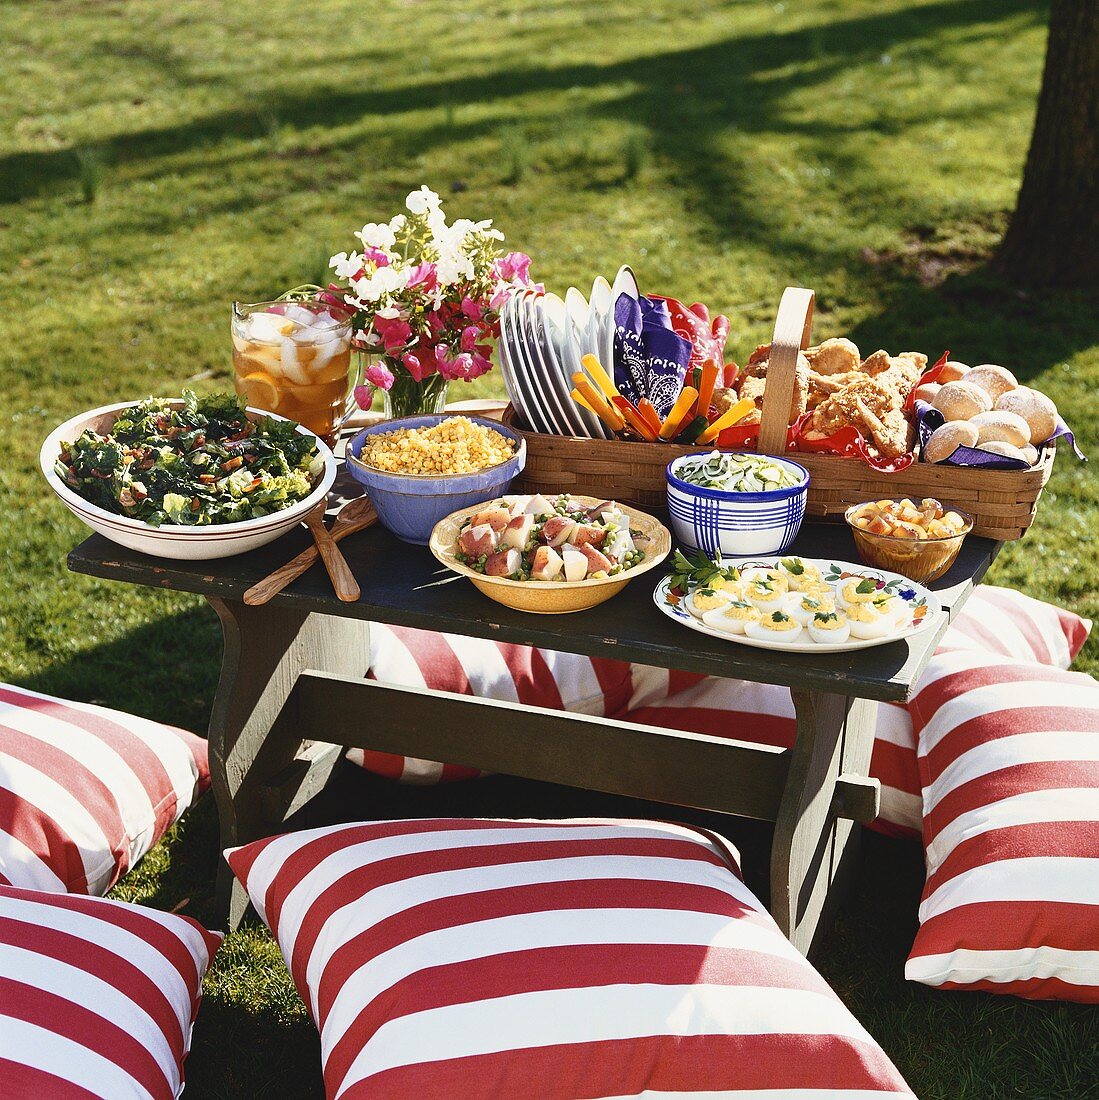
xmin=353 ymin=385 xmax=374 ymax=411
xmin=373 ymin=314 xmax=412 ymax=354
xmin=364 ymin=362 xmax=395 ymax=391
xmin=460 ymin=324 xmax=480 ymax=352
xmin=467 ymin=350 xmax=493 ymax=380
xmin=361 ymin=247 xmax=391 ymax=268
xmin=434 ymin=345 xmax=474 ymax=381
xmin=405 ymin=261 xmax=437 ymax=291
xmin=489 ymin=283 xmax=512 ymax=312
xmin=460 ymin=296 xmax=483 ymax=321
xmin=425 ymin=310 xmax=446 ymax=339
xmin=494 ymin=251 xmax=532 ymax=284
xmin=402 ymin=350 xmax=431 ymax=382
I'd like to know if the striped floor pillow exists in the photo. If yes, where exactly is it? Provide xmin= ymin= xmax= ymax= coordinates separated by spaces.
xmin=906 ymin=651 xmax=1099 ymax=1002
xmin=353 ymin=587 xmax=1089 ymax=835
xmin=0 ymin=683 xmax=210 ymax=895
xmin=227 ymin=818 xmax=914 ymax=1098
xmin=626 ymin=672 xmax=923 ymax=839
xmin=0 ymin=883 xmax=220 ymax=1098
xmin=355 ymin=625 xmax=633 ymax=784
xmin=936 ymin=584 xmax=1090 ymax=668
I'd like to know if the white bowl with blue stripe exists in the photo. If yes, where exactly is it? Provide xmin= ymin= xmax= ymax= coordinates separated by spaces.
xmin=665 ymin=452 xmax=809 ymax=557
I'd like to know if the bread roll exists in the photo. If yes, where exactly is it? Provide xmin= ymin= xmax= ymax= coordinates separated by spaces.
xmin=966 ymin=364 xmax=1018 ymax=402
xmin=995 ymin=387 xmax=1058 ymax=443
xmin=978 ymin=440 xmax=1029 ymax=463
xmin=932 ymin=380 xmax=991 ymax=421
xmin=1021 ymin=444 xmax=1038 ymax=465
xmin=969 ymin=410 xmax=1031 ymax=448
xmin=912 ymin=382 xmax=941 ymax=404
xmin=938 ymin=361 xmax=970 ymax=383
xmin=923 ymin=420 xmax=979 ymax=463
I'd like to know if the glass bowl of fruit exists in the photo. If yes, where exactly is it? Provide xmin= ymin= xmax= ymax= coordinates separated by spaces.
xmin=845 ymin=498 xmax=973 ymax=584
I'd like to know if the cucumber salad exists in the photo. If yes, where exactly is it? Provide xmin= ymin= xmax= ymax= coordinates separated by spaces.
xmin=56 ymin=391 xmax=322 ymax=526
xmin=675 ymin=450 xmax=803 ymax=493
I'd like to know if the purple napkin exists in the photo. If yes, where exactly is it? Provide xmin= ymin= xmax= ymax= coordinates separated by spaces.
xmin=612 ymin=293 xmax=692 ymax=418
xmin=613 ymin=295 xmax=649 ymax=408
xmin=915 ymin=401 xmax=1085 ymax=468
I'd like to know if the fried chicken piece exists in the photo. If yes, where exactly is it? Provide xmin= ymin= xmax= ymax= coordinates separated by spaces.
xmin=736 ymin=350 xmax=809 ymax=423
xmin=807 ymin=369 xmax=863 ymax=409
xmin=859 ymin=349 xmax=924 ymax=407
xmin=805 ymin=337 xmax=861 ymax=376
xmin=808 ymin=376 xmax=913 ymax=459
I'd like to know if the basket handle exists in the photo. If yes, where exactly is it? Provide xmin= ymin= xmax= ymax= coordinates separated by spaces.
xmin=756 ymin=286 xmax=815 ymax=455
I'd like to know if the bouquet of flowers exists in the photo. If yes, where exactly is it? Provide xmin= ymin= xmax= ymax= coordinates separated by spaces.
xmin=326 ymin=185 xmax=537 ymax=418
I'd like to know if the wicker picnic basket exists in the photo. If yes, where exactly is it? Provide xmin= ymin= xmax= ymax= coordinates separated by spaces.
xmin=505 ymin=286 xmax=1055 ymax=541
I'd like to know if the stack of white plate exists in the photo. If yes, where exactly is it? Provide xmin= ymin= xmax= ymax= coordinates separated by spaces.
xmin=498 ymin=265 xmax=640 ymax=439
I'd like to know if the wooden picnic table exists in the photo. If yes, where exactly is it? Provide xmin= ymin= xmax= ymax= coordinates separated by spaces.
xmin=67 ymin=488 xmax=1000 ymax=954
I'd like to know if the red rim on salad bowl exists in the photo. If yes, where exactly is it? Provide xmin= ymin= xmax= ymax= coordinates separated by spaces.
xmin=428 ymin=494 xmax=672 ymax=614
xmin=40 ymin=399 xmax=336 ymax=560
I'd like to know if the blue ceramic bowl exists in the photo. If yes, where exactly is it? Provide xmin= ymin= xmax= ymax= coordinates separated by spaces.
xmin=346 ymin=415 xmax=526 ymax=544
xmin=666 ymin=452 xmax=809 ymax=557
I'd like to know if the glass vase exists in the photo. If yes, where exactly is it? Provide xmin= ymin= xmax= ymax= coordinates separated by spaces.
xmin=382 ymin=366 xmax=449 ymax=420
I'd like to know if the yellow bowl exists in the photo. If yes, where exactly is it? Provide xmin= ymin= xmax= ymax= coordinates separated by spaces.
xmin=429 ymin=495 xmax=672 ymax=614
xmin=845 ymin=502 xmax=974 ymax=584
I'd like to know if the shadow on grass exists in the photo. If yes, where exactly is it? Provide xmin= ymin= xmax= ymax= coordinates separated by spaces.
xmin=2 ymin=0 xmax=1040 ymax=233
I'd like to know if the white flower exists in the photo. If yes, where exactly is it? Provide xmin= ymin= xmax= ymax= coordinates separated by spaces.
xmin=355 ymin=221 xmax=396 ymax=249
xmin=436 ymin=251 xmax=474 ymax=286
xmin=388 ymin=213 xmax=407 ymax=234
xmin=329 ymin=251 xmax=362 ymax=279
xmin=375 ymin=305 xmax=401 ymax=320
xmin=406 ymin=185 xmax=441 ymax=215
xmin=351 ymin=274 xmax=382 ymax=303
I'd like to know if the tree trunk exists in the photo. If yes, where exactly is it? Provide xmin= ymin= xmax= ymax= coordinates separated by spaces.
xmin=995 ymin=0 xmax=1099 ymax=287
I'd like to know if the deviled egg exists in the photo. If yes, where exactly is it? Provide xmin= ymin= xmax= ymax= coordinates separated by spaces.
xmin=808 ymin=610 xmax=851 ymax=645
xmin=845 ymin=602 xmax=895 ymax=640
xmin=686 ymin=586 xmax=735 ymax=619
xmin=835 ymin=576 xmax=881 ymax=610
xmin=743 ymin=576 xmax=788 ymax=613
xmin=777 ymin=557 xmax=823 ymax=591
xmin=739 ymin=566 xmax=789 ymax=592
xmin=784 ymin=591 xmax=836 ymax=625
xmin=744 ymin=610 xmax=804 ymax=645
xmin=871 ymin=591 xmax=913 ymax=630
xmin=701 ymin=600 xmax=762 ymax=635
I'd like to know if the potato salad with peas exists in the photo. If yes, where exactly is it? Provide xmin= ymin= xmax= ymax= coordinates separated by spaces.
xmin=454 ymin=493 xmax=648 ymax=581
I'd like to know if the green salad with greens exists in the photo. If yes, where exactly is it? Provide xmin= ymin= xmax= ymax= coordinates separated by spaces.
xmin=56 ymin=391 xmax=322 ymax=526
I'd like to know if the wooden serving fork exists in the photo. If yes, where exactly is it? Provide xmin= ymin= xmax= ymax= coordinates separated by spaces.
xmin=243 ymin=496 xmax=378 ymax=606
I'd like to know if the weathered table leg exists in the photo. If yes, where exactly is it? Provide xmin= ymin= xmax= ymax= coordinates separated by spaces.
xmin=206 ymin=598 xmax=370 ymax=929
xmin=769 ymin=689 xmax=878 ymax=956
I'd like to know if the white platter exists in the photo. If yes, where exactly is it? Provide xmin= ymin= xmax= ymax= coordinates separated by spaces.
xmin=652 ymin=557 xmax=942 ymax=654
xmin=530 ymin=294 xmax=607 ymax=439
xmin=502 ymin=293 xmax=556 ymax=435
xmin=519 ymin=291 xmax=583 ymax=437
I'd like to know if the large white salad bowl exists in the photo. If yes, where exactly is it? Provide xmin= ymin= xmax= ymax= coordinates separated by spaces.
xmin=41 ymin=399 xmax=336 ymax=560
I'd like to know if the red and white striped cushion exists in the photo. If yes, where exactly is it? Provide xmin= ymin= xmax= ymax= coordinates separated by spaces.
xmin=626 ymin=670 xmax=923 ymax=839
xmin=353 ymin=587 xmax=1090 ymax=835
xmin=355 ymin=625 xmax=633 ymax=784
xmin=227 ymin=818 xmax=913 ymax=1098
xmin=0 ymin=684 xmax=210 ymax=895
xmin=0 ymin=883 xmax=220 ymax=1098
xmin=906 ymin=651 xmax=1099 ymax=1001
xmin=935 ymin=584 xmax=1090 ymax=668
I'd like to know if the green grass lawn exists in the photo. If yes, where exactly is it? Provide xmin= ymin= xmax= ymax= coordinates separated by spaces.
xmin=3 ymin=0 xmax=1098 ymax=1096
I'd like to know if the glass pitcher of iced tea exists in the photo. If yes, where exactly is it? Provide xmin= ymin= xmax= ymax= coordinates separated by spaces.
xmin=231 ymin=296 xmax=355 ymax=447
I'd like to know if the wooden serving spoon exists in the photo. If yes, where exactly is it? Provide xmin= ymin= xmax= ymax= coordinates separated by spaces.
xmin=243 ymin=496 xmax=378 ymax=606
xmin=303 ymin=502 xmax=360 ymax=602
